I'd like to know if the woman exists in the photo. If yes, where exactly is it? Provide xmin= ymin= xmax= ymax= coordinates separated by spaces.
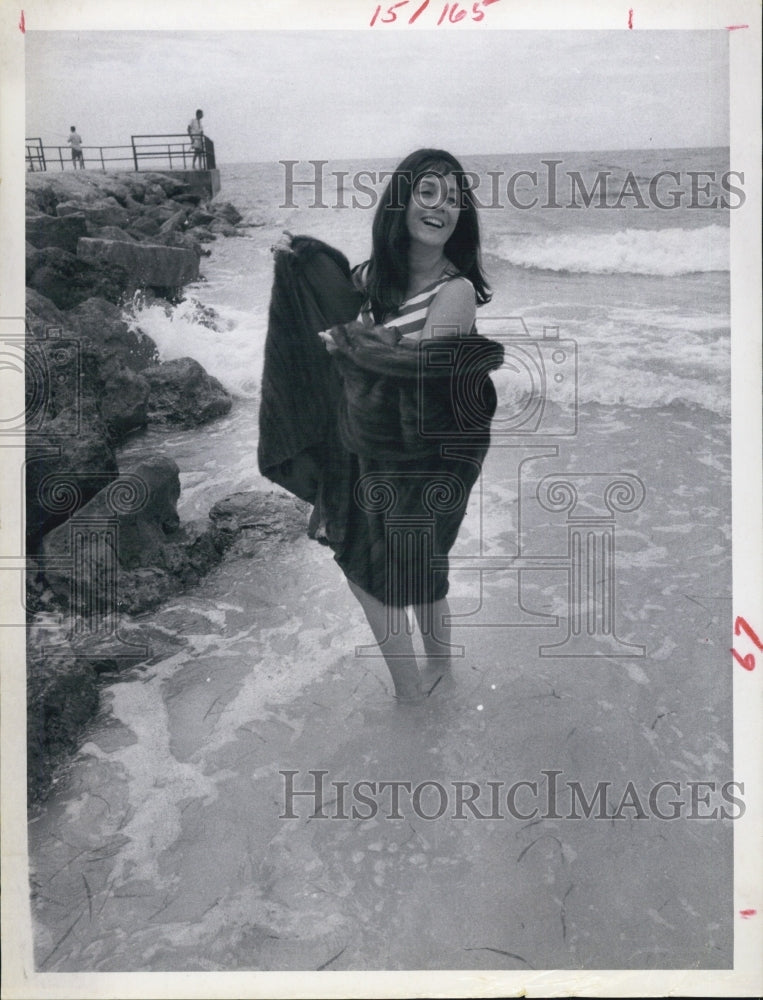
xmin=259 ymin=149 xmax=503 ymax=703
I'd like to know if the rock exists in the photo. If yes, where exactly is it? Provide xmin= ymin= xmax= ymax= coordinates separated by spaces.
xmin=100 ymin=366 xmax=150 ymax=439
xmin=143 ymin=357 xmax=232 ymax=426
xmin=40 ymin=455 xmax=180 ymax=589
xmin=27 ymin=624 xmax=99 ymax=803
xmin=90 ymin=225 xmax=137 ymax=243
xmin=188 ymin=207 xmax=216 ymax=227
xmin=26 ymin=404 xmax=117 ymax=550
xmin=40 ymin=457 xmax=228 ymax=616
xmin=26 ymin=329 xmax=102 ymax=419
xmin=176 ymin=298 xmax=222 ymax=330
xmin=143 ymin=182 xmax=167 ymax=205
xmin=128 ymin=216 xmax=162 ymax=239
xmin=188 ymin=225 xmax=216 ymax=243
xmin=208 ymin=491 xmax=309 ymax=557
xmin=141 ymin=173 xmax=191 ymax=198
xmin=208 ymin=219 xmax=239 ymax=237
xmin=117 ymin=455 xmax=184 ymax=563
xmin=85 ymin=199 xmax=132 ymax=228
xmin=123 ymin=194 xmax=146 ymax=215
xmin=125 ymin=179 xmax=147 ymax=203
xmin=77 ymin=237 xmax=199 ymax=292
xmin=26 ymin=294 xmax=155 ymax=446
xmin=27 ymin=188 xmax=51 ymax=215
xmin=25 ymin=288 xmax=67 ymax=339
xmin=57 ymin=197 xmax=132 ymax=229
xmin=26 ymin=245 xmax=128 ymax=310
xmin=144 ymin=203 xmax=184 ymax=223
xmin=92 ymin=178 xmax=132 ymax=205
xmin=158 ymin=209 xmax=188 ymax=235
xmin=151 ymin=230 xmax=203 ymax=256
xmin=211 ymin=200 xmax=243 ymax=225
xmin=26 ymin=171 xmax=159 ymax=219
xmin=66 ymin=296 xmax=158 ymax=372
xmin=171 ymin=192 xmax=203 ymax=206
xmin=118 ymin=519 xmax=226 ymax=610
xmin=26 ymin=180 xmax=84 ymax=216
xmin=26 ymin=211 xmax=88 ymax=253
xmin=54 ymin=199 xmax=91 ymax=217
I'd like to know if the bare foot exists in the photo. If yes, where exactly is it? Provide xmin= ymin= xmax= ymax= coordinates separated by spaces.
xmin=394 ymin=682 xmax=426 ymax=705
xmin=420 ymin=659 xmax=453 ymax=695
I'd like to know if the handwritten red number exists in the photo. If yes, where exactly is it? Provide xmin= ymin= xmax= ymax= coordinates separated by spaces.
xmin=731 ymin=616 xmax=762 ymax=671
xmin=731 ymin=648 xmax=755 ymax=671
xmin=438 ymin=2 xmax=467 ymax=23
xmin=376 ymin=0 xmax=496 ymax=25
xmin=371 ymin=1 xmax=409 ymax=24
xmin=735 ymin=616 xmax=763 ymax=648
xmin=409 ymin=0 xmax=430 ymax=22
xmin=386 ymin=1 xmax=409 ymax=21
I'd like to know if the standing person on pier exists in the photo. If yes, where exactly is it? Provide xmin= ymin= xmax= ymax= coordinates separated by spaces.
xmin=188 ymin=109 xmax=205 ymax=170
xmin=67 ymin=126 xmax=84 ymax=169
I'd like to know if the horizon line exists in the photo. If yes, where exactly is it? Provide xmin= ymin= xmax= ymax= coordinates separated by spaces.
xmin=214 ymin=143 xmax=731 ymax=168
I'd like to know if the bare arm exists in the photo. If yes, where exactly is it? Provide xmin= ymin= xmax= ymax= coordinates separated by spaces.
xmin=318 ymin=277 xmax=477 ymax=353
xmin=417 ymin=277 xmax=476 ymax=341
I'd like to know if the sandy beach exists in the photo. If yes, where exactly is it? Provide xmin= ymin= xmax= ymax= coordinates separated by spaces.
xmin=28 ymin=396 xmax=733 ymax=971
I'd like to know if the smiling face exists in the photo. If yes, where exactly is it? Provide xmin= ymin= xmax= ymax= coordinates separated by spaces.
xmin=405 ymin=171 xmax=461 ymax=251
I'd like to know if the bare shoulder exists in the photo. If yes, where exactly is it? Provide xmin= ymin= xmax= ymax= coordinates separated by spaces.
xmin=429 ymin=276 xmax=476 ymax=313
xmin=442 ymin=274 xmax=475 ymax=298
xmin=421 ymin=276 xmax=477 ymax=340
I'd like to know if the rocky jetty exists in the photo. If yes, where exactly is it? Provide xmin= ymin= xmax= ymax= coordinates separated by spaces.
xmin=25 ymin=170 xmax=300 ymax=802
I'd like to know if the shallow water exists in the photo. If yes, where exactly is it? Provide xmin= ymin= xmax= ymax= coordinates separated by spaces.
xmin=29 ymin=400 xmax=733 ymax=971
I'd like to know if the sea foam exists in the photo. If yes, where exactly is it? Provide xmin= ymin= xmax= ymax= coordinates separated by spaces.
xmin=125 ymin=295 xmax=266 ymax=400
xmin=491 ymin=224 xmax=729 ymax=276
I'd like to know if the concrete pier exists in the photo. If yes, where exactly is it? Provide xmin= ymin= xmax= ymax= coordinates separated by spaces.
xmin=160 ymin=169 xmax=221 ymax=199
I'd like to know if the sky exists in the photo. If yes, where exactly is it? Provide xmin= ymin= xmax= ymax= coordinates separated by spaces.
xmin=25 ymin=29 xmax=729 ymax=163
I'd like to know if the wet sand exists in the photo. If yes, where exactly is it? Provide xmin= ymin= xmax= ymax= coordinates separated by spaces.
xmin=28 ymin=404 xmax=733 ymax=972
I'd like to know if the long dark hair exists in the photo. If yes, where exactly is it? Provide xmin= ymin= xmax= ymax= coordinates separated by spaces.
xmin=362 ymin=148 xmax=492 ymax=322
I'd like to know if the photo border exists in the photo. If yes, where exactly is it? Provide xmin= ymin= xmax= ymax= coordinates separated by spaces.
xmin=2 ymin=2 xmax=761 ymax=997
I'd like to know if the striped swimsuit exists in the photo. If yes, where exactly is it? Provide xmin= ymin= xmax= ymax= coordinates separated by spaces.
xmin=360 ymin=270 xmax=475 ymax=340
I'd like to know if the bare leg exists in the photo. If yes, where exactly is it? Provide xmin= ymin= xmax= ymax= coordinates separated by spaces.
xmin=347 ymin=580 xmax=423 ymax=703
xmin=414 ymin=597 xmax=454 ymax=691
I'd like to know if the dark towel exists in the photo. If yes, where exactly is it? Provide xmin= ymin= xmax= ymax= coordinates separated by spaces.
xmin=257 ymin=235 xmax=362 ymax=504
xmin=258 ymin=236 xmax=504 ymax=605
xmin=327 ymin=319 xmax=504 ymax=460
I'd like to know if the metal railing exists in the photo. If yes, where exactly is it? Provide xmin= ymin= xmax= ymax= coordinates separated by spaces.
xmin=25 ymin=137 xmax=46 ymax=171
xmin=25 ymin=133 xmax=216 ymax=173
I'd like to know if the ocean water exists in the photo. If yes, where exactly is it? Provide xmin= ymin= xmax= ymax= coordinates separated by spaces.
xmin=122 ymin=146 xmax=731 ymax=518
